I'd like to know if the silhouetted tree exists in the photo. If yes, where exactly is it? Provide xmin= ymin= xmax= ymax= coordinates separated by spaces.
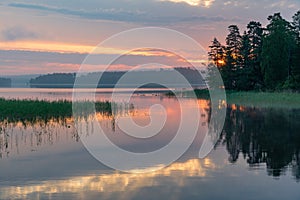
xmin=292 ymin=10 xmax=300 ymax=38
xmin=208 ymin=37 xmax=226 ymax=67
xmin=224 ymin=25 xmax=242 ymax=90
xmin=208 ymin=12 xmax=300 ymax=91
xmin=246 ymin=21 xmax=264 ymax=88
xmin=288 ymin=10 xmax=300 ymax=90
xmin=236 ymin=32 xmax=252 ymax=90
xmin=261 ymin=13 xmax=296 ymax=89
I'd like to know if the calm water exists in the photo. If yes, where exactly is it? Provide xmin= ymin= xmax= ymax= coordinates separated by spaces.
xmin=0 ymin=89 xmax=299 ymax=200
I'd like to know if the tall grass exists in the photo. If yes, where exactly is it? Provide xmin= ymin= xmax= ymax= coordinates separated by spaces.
xmin=0 ymin=98 xmax=113 ymax=124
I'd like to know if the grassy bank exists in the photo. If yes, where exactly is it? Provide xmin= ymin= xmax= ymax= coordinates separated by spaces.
xmin=226 ymin=91 xmax=300 ymax=108
xmin=0 ymin=98 xmax=113 ymax=123
xmin=166 ymin=89 xmax=210 ymax=99
xmin=166 ymin=89 xmax=300 ymax=108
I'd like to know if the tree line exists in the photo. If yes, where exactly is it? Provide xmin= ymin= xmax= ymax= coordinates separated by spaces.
xmin=0 ymin=78 xmax=11 ymax=88
xmin=29 ymin=68 xmax=205 ymax=88
xmin=208 ymin=11 xmax=300 ymax=91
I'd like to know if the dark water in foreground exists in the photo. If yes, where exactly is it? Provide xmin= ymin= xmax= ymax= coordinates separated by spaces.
xmin=0 ymin=89 xmax=299 ymax=200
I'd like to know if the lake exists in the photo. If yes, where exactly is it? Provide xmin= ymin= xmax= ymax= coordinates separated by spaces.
xmin=0 ymin=88 xmax=299 ymax=200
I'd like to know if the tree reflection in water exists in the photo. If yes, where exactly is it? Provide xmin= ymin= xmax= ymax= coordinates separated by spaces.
xmin=220 ymin=105 xmax=300 ymax=180
xmin=1 ymin=99 xmax=300 ymax=180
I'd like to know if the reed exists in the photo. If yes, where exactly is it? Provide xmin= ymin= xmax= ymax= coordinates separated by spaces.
xmin=0 ymin=98 xmax=113 ymax=123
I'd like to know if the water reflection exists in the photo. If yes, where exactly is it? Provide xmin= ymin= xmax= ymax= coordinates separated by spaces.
xmin=0 ymin=118 xmax=77 ymax=158
xmin=0 ymin=158 xmax=215 ymax=200
xmin=0 ymin=101 xmax=133 ymax=158
xmin=220 ymin=105 xmax=300 ymax=180
xmin=1 ymin=96 xmax=300 ymax=200
xmin=1 ymin=98 xmax=300 ymax=180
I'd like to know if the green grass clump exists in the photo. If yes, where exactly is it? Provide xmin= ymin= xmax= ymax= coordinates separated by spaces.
xmin=0 ymin=98 xmax=113 ymax=124
xmin=165 ymin=89 xmax=300 ymax=108
xmin=191 ymin=89 xmax=210 ymax=99
xmin=226 ymin=91 xmax=300 ymax=108
xmin=166 ymin=89 xmax=210 ymax=99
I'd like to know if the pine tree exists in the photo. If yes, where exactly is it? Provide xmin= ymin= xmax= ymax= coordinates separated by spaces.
xmin=225 ymin=25 xmax=242 ymax=90
xmin=292 ymin=10 xmax=300 ymax=38
xmin=246 ymin=21 xmax=264 ymax=89
xmin=261 ymin=13 xmax=296 ymax=89
xmin=289 ymin=11 xmax=300 ymax=90
xmin=207 ymin=38 xmax=226 ymax=89
xmin=237 ymin=32 xmax=252 ymax=90
xmin=208 ymin=38 xmax=226 ymax=67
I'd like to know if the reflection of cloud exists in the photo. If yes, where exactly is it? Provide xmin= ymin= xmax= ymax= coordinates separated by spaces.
xmin=0 ymin=158 xmax=216 ymax=199
xmin=1 ymin=26 xmax=38 ymax=41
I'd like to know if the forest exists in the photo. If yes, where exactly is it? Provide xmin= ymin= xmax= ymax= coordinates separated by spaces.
xmin=0 ymin=78 xmax=11 ymax=88
xmin=29 ymin=68 xmax=205 ymax=88
xmin=208 ymin=11 xmax=300 ymax=91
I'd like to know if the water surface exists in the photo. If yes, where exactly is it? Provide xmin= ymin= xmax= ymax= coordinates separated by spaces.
xmin=0 ymin=89 xmax=299 ymax=200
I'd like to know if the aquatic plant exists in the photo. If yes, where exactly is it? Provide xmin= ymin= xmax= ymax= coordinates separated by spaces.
xmin=0 ymin=98 xmax=113 ymax=124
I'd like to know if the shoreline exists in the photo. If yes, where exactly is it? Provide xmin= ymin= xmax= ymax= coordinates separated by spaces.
xmin=166 ymin=89 xmax=300 ymax=109
xmin=226 ymin=91 xmax=300 ymax=108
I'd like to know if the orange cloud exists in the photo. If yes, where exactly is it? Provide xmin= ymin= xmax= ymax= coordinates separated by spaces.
xmin=0 ymin=41 xmax=186 ymax=58
xmin=0 ymin=40 xmax=123 ymax=54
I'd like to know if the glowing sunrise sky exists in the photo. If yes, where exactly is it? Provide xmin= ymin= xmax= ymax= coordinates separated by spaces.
xmin=0 ymin=0 xmax=299 ymax=75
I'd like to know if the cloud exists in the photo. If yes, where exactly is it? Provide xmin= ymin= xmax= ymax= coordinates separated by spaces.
xmin=0 ymin=49 xmax=188 ymax=75
xmin=0 ymin=50 xmax=86 ymax=65
xmin=5 ymin=0 xmax=300 ymax=27
xmin=7 ymin=2 xmax=230 ymax=25
xmin=1 ymin=26 xmax=38 ymax=41
xmin=8 ymin=3 xmax=146 ymax=23
xmin=159 ymin=0 xmax=215 ymax=7
xmin=270 ymin=0 xmax=297 ymax=8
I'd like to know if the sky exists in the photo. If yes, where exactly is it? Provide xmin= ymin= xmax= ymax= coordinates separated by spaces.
xmin=0 ymin=0 xmax=299 ymax=75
